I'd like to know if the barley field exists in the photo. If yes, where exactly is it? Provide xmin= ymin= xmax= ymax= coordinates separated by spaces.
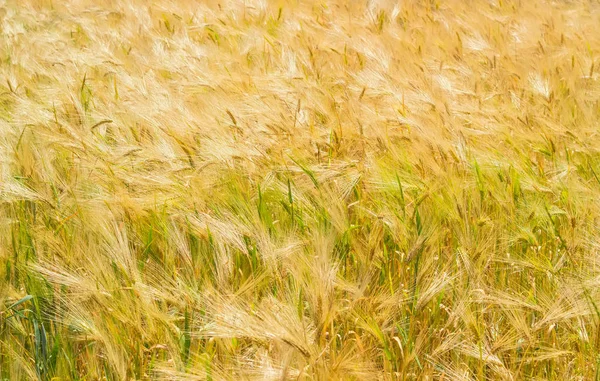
xmin=1 ymin=0 xmax=600 ymax=379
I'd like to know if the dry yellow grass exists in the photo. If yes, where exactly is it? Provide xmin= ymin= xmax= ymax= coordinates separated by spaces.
xmin=2 ymin=0 xmax=600 ymax=379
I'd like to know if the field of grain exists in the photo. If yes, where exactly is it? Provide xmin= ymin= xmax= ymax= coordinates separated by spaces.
xmin=2 ymin=0 xmax=600 ymax=379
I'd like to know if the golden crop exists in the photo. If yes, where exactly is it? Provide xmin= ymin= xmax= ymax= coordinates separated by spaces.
xmin=1 ymin=0 xmax=600 ymax=379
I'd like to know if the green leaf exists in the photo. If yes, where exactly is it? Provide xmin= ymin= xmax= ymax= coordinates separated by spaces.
xmin=6 ymin=295 xmax=33 ymax=311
